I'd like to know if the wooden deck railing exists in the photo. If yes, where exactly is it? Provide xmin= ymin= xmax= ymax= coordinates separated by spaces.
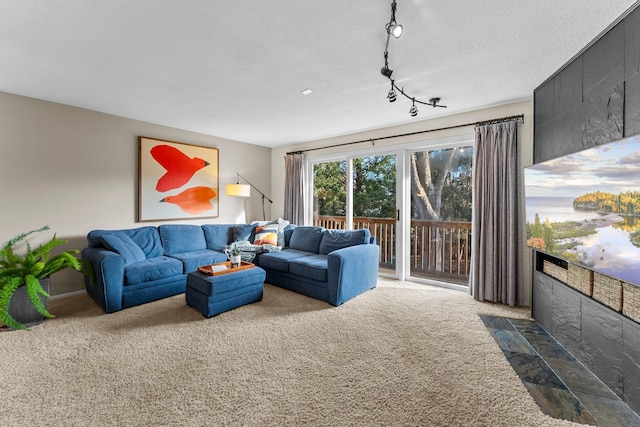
xmin=313 ymin=215 xmax=471 ymax=283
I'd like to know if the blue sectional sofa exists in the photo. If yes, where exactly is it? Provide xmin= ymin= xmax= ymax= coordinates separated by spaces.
xmin=258 ymin=226 xmax=379 ymax=306
xmin=82 ymin=223 xmax=379 ymax=313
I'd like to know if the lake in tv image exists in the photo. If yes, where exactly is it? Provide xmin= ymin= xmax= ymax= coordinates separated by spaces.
xmin=524 ymin=134 xmax=640 ymax=287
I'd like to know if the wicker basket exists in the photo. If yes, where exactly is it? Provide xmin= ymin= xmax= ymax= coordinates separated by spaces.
xmin=543 ymin=260 xmax=567 ymax=283
xmin=623 ymin=282 xmax=640 ymax=323
xmin=593 ymin=272 xmax=623 ymax=311
xmin=567 ymin=264 xmax=593 ymax=296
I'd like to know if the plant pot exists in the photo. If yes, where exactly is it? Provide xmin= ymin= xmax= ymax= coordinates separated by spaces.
xmin=230 ymin=255 xmax=241 ymax=267
xmin=7 ymin=277 xmax=50 ymax=329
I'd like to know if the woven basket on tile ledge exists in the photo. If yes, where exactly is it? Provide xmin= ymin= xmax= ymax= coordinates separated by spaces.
xmin=543 ymin=260 xmax=567 ymax=283
xmin=567 ymin=264 xmax=593 ymax=296
xmin=592 ymin=272 xmax=623 ymax=312
xmin=623 ymin=282 xmax=640 ymax=323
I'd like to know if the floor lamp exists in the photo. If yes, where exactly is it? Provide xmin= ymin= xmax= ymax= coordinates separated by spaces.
xmin=225 ymin=173 xmax=273 ymax=221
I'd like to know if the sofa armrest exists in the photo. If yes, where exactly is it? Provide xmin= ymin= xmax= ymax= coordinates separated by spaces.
xmin=82 ymin=247 xmax=125 ymax=313
xmin=327 ymin=244 xmax=379 ymax=306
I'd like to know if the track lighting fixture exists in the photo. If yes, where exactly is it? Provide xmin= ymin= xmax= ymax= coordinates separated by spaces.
xmin=381 ymin=0 xmax=446 ymax=117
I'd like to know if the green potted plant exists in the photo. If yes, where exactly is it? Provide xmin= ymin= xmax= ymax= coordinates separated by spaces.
xmin=0 ymin=225 xmax=85 ymax=330
xmin=229 ymin=243 xmax=242 ymax=267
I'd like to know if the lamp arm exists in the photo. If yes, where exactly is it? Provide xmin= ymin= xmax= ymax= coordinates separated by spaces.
xmin=236 ymin=173 xmax=273 ymax=204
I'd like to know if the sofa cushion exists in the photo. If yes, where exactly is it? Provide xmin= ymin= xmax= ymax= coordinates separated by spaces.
xmin=288 ymin=226 xmax=324 ymax=253
xmin=87 ymin=226 xmax=164 ymax=258
xmin=257 ymin=249 xmax=314 ymax=272
xmin=230 ymin=224 xmax=255 ymax=242
xmin=170 ymin=249 xmax=227 ymax=273
xmin=202 ymin=224 xmax=234 ymax=251
xmin=124 ymin=256 xmax=183 ymax=285
xmin=126 ymin=227 xmax=165 ymax=258
xmin=289 ymin=254 xmax=328 ymax=282
xmin=283 ymin=224 xmax=297 ymax=247
xmin=319 ymin=229 xmax=371 ymax=255
xmin=159 ymin=225 xmax=207 ymax=255
xmin=100 ymin=234 xmax=146 ymax=266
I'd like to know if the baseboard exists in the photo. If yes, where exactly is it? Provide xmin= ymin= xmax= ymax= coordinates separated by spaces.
xmin=412 ymin=277 xmax=469 ymax=293
xmin=50 ymin=289 xmax=87 ymax=300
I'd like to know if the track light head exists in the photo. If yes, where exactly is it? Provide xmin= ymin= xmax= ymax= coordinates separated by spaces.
xmin=386 ymin=22 xmax=403 ymax=38
xmin=386 ymin=1 xmax=403 ymax=38
xmin=388 ymin=22 xmax=403 ymax=38
xmin=409 ymin=99 xmax=418 ymax=117
xmin=381 ymin=66 xmax=393 ymax=78
xmin=387 ymin=80 xmax=397 ymax=102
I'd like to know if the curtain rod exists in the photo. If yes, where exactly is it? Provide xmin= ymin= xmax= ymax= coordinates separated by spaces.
xmin=286 ymin=114 xmax=524 ymax=155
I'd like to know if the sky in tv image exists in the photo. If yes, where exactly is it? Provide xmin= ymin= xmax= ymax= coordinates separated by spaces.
xmin=524 ymin=134 xmax=640 ymax=287
xmin=525 ymin=136 xmax=640 ymax=198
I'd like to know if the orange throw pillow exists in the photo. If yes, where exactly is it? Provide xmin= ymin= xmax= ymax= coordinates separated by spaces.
xmin=253 ymin=225 xmax=278 ymax=246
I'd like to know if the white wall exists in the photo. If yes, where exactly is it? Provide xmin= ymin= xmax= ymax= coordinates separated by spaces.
xmin=0 ymin=91 xmax=270 ymax=295
xmin=270 ymin=100 xmax=534 ymax=305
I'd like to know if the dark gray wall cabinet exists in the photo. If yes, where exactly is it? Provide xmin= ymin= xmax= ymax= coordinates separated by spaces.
xmin=532 ymin=4 xmax=640 ymax=414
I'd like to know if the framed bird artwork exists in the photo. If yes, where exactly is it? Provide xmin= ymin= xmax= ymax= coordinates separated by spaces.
xmin=138 ymin=137 xmax=219 ymax=221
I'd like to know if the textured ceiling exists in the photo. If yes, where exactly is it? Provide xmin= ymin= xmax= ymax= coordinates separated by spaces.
xmin=1 ymin=0 xmax=637 ymax=147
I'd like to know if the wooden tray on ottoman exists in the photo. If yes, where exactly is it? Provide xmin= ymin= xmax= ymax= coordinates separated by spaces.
xmin=198 ymin=261 xmax=254 ymax=276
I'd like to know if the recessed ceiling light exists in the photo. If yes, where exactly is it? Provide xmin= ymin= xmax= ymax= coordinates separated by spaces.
xmin=301 ymin=88 xmax=314 ymax=95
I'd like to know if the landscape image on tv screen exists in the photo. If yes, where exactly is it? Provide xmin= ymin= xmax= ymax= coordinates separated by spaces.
xmin=524 ymin=134 xmax=640 ymax=287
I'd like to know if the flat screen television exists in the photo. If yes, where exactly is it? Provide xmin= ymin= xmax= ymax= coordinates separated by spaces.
xmin=524 ymin=134 xmax=640 ymax=287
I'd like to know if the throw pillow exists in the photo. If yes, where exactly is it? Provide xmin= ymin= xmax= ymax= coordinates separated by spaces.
xmin=274 ymin=218 xmax=290 ymax=247
xmin=251 ymin=218 xmax=290 ymax=247
xmin=101 ymin=234 xmax=146 ymax=266
xmin=253 ymin=224 xmax=278 ymax=246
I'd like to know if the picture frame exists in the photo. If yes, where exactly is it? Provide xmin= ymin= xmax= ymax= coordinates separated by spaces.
xmin=138 ymin=136 xmax=219 ymax=222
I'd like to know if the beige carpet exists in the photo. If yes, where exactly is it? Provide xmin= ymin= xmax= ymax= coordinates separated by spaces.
xmin=1 ymin=279 xmax=585 ymax=427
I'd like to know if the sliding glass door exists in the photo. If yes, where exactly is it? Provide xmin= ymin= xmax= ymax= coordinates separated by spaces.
xmin=312 ymin=154 xmax=398 ymax=276
xmin=308 ymin=139 xmax=473 ymax=286
xmin=352 ymin=155 xmax=397 ymax=274
xmin=408 ymin=146 xmax=473 ymax=285
xmin=312 ymin=159 xmax=347 ymax=228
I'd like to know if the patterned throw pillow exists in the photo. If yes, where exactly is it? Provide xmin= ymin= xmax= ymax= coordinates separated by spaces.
xmin=253 ymin=223 xmax=279 ymax=246
xmin=251 ymin=218 xmax=290 ymax=247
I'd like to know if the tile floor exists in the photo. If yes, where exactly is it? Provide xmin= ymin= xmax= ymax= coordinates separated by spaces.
xmin=481 ymin=315 xmax=640 ymax=426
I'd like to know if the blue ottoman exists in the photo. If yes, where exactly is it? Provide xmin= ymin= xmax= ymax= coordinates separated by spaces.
xmin=186 ymin=266 xmax=266 ymax=317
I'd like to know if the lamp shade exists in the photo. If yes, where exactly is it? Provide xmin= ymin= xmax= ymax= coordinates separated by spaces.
xmin=226 ymin=183 xmax=251 ymax=197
